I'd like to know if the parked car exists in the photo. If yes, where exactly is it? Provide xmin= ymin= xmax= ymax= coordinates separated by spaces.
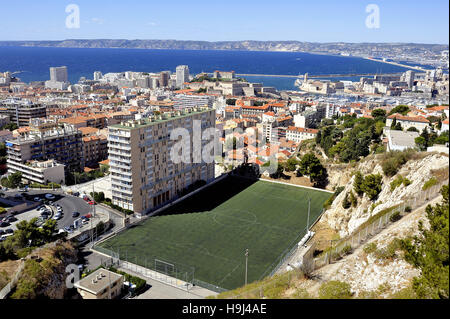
xmin=88 ymin=201 xmax=96 ymax=205
xmin=82 ymin=219 xmax=89 ymax=225
xmin=34 ymin=197 xmax=43 ymax=202
xmin=4 ymin=229 xmax=13 ymax=234
xmin=73 ymin=192 xmax=80 ymax=197
xmin=53 ymin=213 xmax=62 ymax=220
xmin=72 ymin=212 xmax=80 ymax=218
xmin=6 ymin=216 xmax=17 ymax=223
xmin=63 ymin=226 xmax=73 ymax=233
xmin=0 ymin=221 xmax=10 ymax=228
xmin=57 ymin=207 xmax=63 ymax=212
xmin=0 ymin=229 xmax=5 ymax=235
xmin=45 ymin=194 xmax=55 ymax=200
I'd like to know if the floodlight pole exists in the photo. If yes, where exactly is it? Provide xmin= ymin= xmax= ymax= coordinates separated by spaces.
xmin=307 ymin=196 xmax=311 ymax=231
xmin=245 ymin=248 xmax=249 ymax=286
xmin=92 ymin=183 xmax=96 ymax=217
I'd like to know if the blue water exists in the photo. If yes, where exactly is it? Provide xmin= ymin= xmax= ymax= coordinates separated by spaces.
xmin=0 ymin=46 xmax=415 ymax=90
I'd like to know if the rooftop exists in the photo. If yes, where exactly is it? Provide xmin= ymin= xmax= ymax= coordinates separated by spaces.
xmin=74 ymin=268 xmax=123 ymax=295
xmin=387 ymin=129 xmax=420 ymax=148
xmin=110 ymin=107 xmax=213 ymax=130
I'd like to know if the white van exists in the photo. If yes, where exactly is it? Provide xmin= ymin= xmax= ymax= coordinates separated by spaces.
xmin=0 ymin=233 xmax=14 ymax=240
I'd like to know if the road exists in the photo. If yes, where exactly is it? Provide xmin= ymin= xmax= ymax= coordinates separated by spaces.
xmin=3 ymin=189 xmax=94 ymax=230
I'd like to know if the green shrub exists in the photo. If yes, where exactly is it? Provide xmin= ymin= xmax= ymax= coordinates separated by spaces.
xmin=381 ymin=151 xmax=415 ymax=177
xmin=374 ymin=239 xmax=402 ymax=260
xmin=324 ymin=186 xmax=344 ymax=210
xmin=405 ymin=206 xmax=412 ymax=213
xmin=390 ymin=175 xmax=411 ymax=191
xmin=389 ymin=211 xmax=402 ymax=222
xmin=29 ymin=182 xmax=61 ymax=189
xmin=341 ymin=245 xmax=352 ymax=256
xmin=291 ymin=288 xmax=311 ymax=299
xmin=363 ymin=242 xmax=378 ymax=254
xmin=319 ymin=281 xmax=352 ymax=299
xmin=361 ymin=174 xmax=383 ymax=201
xmin=422 ymin=177 xmax=438 ymax=191
xmin=342 ymin=193 xmax=351 ymax=209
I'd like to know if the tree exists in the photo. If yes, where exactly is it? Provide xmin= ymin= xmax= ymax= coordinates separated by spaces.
xmin=1 ymin=122 xmax=18 ymax=131
xmin=269 ymin=162 xmax=285 ymax=179
xmin=361 ymin=174 xmax=383 ymax=201
xmin=390 ymin=117 xmax=397 ymax=129
xmin=400 ymin=185 xmax=449 ymax=299
xmin=349 ymin=191 xmax=358 ymax=207
xmin=389 ymin=105 xmax=410 ymax=116
xmin=342 ymin=193 xmax=351 ymax=209
xmin=353 ymin=171 xmax=364 ymax=196
xmin=226 ymin=99 xmax=237 ymax=106
xmin=394 ymin=122 xmax=403 ymax=131
xmin=0 ymin=172 xmax=22 ymax=188
xmin=285 ymin=157 xmax=299 ymax=172
xmin=298 ymin=153 xmax=328 ymax=188
xmin=415 ymin=136 xmax=427 ymax=151
xmin=407 ymin=127 xmax=419 ymax=132
xmin=372 ymin=109 xmax=386 ymax=121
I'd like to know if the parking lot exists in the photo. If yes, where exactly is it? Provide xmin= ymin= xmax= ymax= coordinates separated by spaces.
xmin=1 ymin=189 xmax=98 ymax=239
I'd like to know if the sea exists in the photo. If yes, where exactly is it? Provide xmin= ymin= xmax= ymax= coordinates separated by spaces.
xmin=0 ymin=46 xmax=429 ymax=91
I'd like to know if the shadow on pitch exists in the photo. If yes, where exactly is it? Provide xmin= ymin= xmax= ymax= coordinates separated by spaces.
xmin=157 ymin=175 xmax=258 ymax=217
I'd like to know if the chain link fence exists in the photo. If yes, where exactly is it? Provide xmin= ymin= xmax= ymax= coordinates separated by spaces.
xmin=0 ymin=260 xmax=25 ymax=299
xmin=313 ymin=179 xmax=448 ymax=270
xmin=91 ymin=245 xmax=229 ymax=293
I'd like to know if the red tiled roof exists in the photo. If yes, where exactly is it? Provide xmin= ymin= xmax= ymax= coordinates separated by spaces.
xmin=387 ymin=113 xmax=430 ymax=123
xmin=287 ymin=126 xmax=319 ymax=134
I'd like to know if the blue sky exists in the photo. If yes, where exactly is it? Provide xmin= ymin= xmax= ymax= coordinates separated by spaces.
xmin=0 ymin=0 xmax=448 ymax=43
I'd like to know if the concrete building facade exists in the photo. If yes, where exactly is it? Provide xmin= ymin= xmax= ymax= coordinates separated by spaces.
xmin=108 ymin=107 xmax=216 ymax=215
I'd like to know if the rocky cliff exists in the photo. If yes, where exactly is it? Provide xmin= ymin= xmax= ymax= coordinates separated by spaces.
xmin=322 ymin=153 xmax=449 ymax=237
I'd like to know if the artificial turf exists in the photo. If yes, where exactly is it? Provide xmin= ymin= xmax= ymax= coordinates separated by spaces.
xmin=98 ymin=176 xmax=331 ymax=290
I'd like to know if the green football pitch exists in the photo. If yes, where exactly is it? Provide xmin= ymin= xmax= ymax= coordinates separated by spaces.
xmin=98 ymin=176 xmax=331 ymax=291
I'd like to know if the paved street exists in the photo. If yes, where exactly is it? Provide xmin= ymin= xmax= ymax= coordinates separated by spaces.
xmin=1 ymin=189 xmax=97 ymax=232
xmin=63 ymin=176 xmax=112 ymax=200
xmin=81 ymin=249 xmax=216 ymax=299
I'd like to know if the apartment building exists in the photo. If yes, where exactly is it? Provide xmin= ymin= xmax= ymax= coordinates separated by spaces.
xmin=173 ymin=94 xmax=214 ymax=110
xmin=108 ymin=107 xmax=216 ymax=215
xmin=6 ymin=119 xmax=84 ymax=178
xmin=6 ymin=159 xmax=65 ymax=185
xmin=60 ymin=114 xmax=107 ymax=129
xmin=0 ymin=99 xmax=47 ymax=127
xmin=386 ymin=114 xmax=430 ymax=132
xmin=79 ymin=127 xmax=108 ymax=168
xmin=74 ymin=268 xmax=123 ymax=300
xmin=286 ymin=126 xmax=318 ymax=143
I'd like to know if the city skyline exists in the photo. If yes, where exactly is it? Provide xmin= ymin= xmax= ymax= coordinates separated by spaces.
xmin=0 ymin=0 xmax=448 ymax=44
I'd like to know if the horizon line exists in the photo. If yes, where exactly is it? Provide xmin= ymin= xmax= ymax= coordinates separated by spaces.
xmin=0 ymin=39 xmax=448 ymax=46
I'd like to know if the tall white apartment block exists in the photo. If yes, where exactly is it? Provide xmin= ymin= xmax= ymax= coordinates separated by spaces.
xmin=108 ymin=107 xmax=216 ymax=216
xmin=50 ymin=66 xmax=68 ymax=82
xmin=94 ymin=71 xmax=103 ymax=81
xmin=176 ymin=65 xmax=190 ymax=89
xmin=173 ymin=94 xmax=214 ymax=110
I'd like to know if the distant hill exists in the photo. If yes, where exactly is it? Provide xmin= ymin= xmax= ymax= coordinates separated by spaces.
xmin=0 ymin=39 xmax=447 ymax=54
